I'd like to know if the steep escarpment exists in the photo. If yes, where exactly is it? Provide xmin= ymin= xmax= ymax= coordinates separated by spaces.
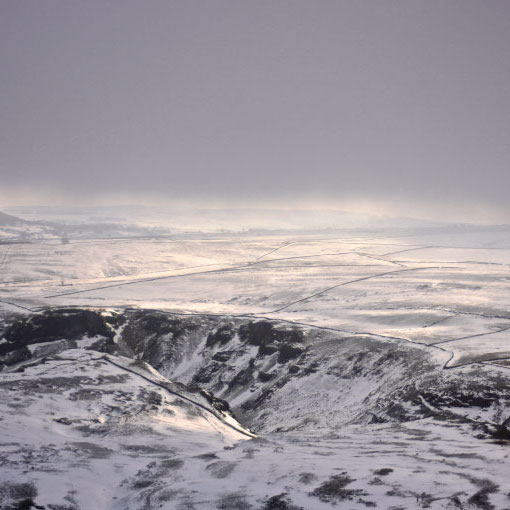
xmin=2 ymin=308 xmax=510 ymax=438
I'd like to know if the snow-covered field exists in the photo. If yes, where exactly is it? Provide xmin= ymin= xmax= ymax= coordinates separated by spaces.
xmin=2 ymin=224 xmax=510 ymax=369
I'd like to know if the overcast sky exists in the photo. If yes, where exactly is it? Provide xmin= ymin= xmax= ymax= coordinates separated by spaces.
xmin=1 ymin=1 xmax=510 ymax=221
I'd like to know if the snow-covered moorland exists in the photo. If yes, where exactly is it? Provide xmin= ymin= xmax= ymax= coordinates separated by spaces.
xmin=1 ymin=210 xmax=510 ymax=509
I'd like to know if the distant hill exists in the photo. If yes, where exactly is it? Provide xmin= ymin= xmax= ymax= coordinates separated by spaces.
xmin=0 ymin=211 xmax=25 ymax=226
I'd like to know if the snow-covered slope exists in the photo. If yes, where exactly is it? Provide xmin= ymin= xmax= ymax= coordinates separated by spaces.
xmin=0 ymin=347 xmax=254 ymax=509
xmin=1 ymin=308 xmax=510 ymax=509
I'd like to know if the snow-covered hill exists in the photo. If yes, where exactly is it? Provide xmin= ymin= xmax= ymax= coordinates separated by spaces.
xmin=1 ymin=308 xmax=510 ymax=509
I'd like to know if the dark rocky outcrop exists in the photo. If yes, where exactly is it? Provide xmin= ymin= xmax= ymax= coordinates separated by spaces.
xmin=2 ymin=308 xmax=510 ymax=440
xmin=206 ymin=325 xmax=236 ymax=348
xmin=0 ymin=309 xmax=113 ymax=356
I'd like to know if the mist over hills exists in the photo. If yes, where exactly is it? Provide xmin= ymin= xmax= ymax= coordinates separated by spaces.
xmin=0 ymin=211 xmax=25 ymax=226
xmin=4 ymin=204 xmax=510 ymax=239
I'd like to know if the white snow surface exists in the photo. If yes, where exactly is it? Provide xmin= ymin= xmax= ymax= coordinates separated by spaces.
xmin=1 ymin=348 xmax=510 ymax=509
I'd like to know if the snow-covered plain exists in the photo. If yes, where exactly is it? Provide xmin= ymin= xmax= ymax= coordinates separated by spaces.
xmin=2 ymin=223 xmax=510 ymax=369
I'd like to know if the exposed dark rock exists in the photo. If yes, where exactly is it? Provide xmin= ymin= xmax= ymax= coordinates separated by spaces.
xmin=86 ymin=336 xmax=116 ymax=353
xmin=302 ymin=362 xmax=320 ymax=375
xmin=258 ymin=344 xmax=279 ymax=356
xmin=2 ymin=346 xmax=31 ymax=367
xmin=121 ymin=312 xmax=196 ymax=351
xmin=1 ymin=309 xmax=112 ymax=356
xmin=239 ymin=321 xmax=273 ymax=346
xmin=241 ymin=389 xmax=274 ymax=411
xmin=2 ymin=308 xmax=510 ymax=444
xmin=239 ymin=322 xmax=304 ymax=351
xmin=193 ymin=363 xmax=223 ymax=385
xmin=206 ymin=325 xmax=235 ymax=348
xmin=212 ymin=351 xmax=234 ymax=362
xmin=227 ymin=363 xmax=256 ymax=392
xmin=490 ymin=424 xmax=510 ymax=441
xmin=118 ymin=311 xmax=207 ymax=372
xmin=277 ymin=344 xmax=303 ymax=364
xmin=258 ymin=371 xmax=275 ymax=382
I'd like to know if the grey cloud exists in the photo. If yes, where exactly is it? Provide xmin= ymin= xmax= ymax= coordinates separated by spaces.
xmin=1 ymin=1 xmax=510 ymax=219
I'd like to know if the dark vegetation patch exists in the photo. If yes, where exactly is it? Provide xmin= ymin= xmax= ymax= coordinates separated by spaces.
xmin=216 ymin=493 xmax=253 ymax=509
xmin=0 ymin=482 xmax=40 ymax=510
xmin=138 ymin=388 xmax=163 ymax=407
xmin=373 ymin=468 xmax=393 ymax=476
xmin=122 ymin=444 xmax=164 ymax=454
xmin=194 ymin=452 xmax=219 ymax=460
xmin=69 ymin=442 xmax=113 ymax=459
xmin=258 ymin=344 xmax=279 ymax=356
xmin=309 ymin=473 xmax=368 ymax=504
xmin=68 ymin=388 xmax=103 ymax=401
xmin=129 ymin=460 xmax=170 ymax=491
xmin=0 ymin=376 xmax=99 ymax=394
xmin=467 ymin=480 xmax=499 ymax=510
xmin=298 ymin=472 xmax=318 ymax=484
xmin=205 ymin=460 xmax=237 ymax=479
xmin=170 ymin=398 xmax=201 ymax=418
xmin=75 ymin=422 xmax=156 ymax=437
xmin=239 ymin=321 xmax=274 ymax=347
xmin=160 ymin=458 xmax=184 ymax=470
xmin=261 ymin=493 xmax=303 ymax=510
